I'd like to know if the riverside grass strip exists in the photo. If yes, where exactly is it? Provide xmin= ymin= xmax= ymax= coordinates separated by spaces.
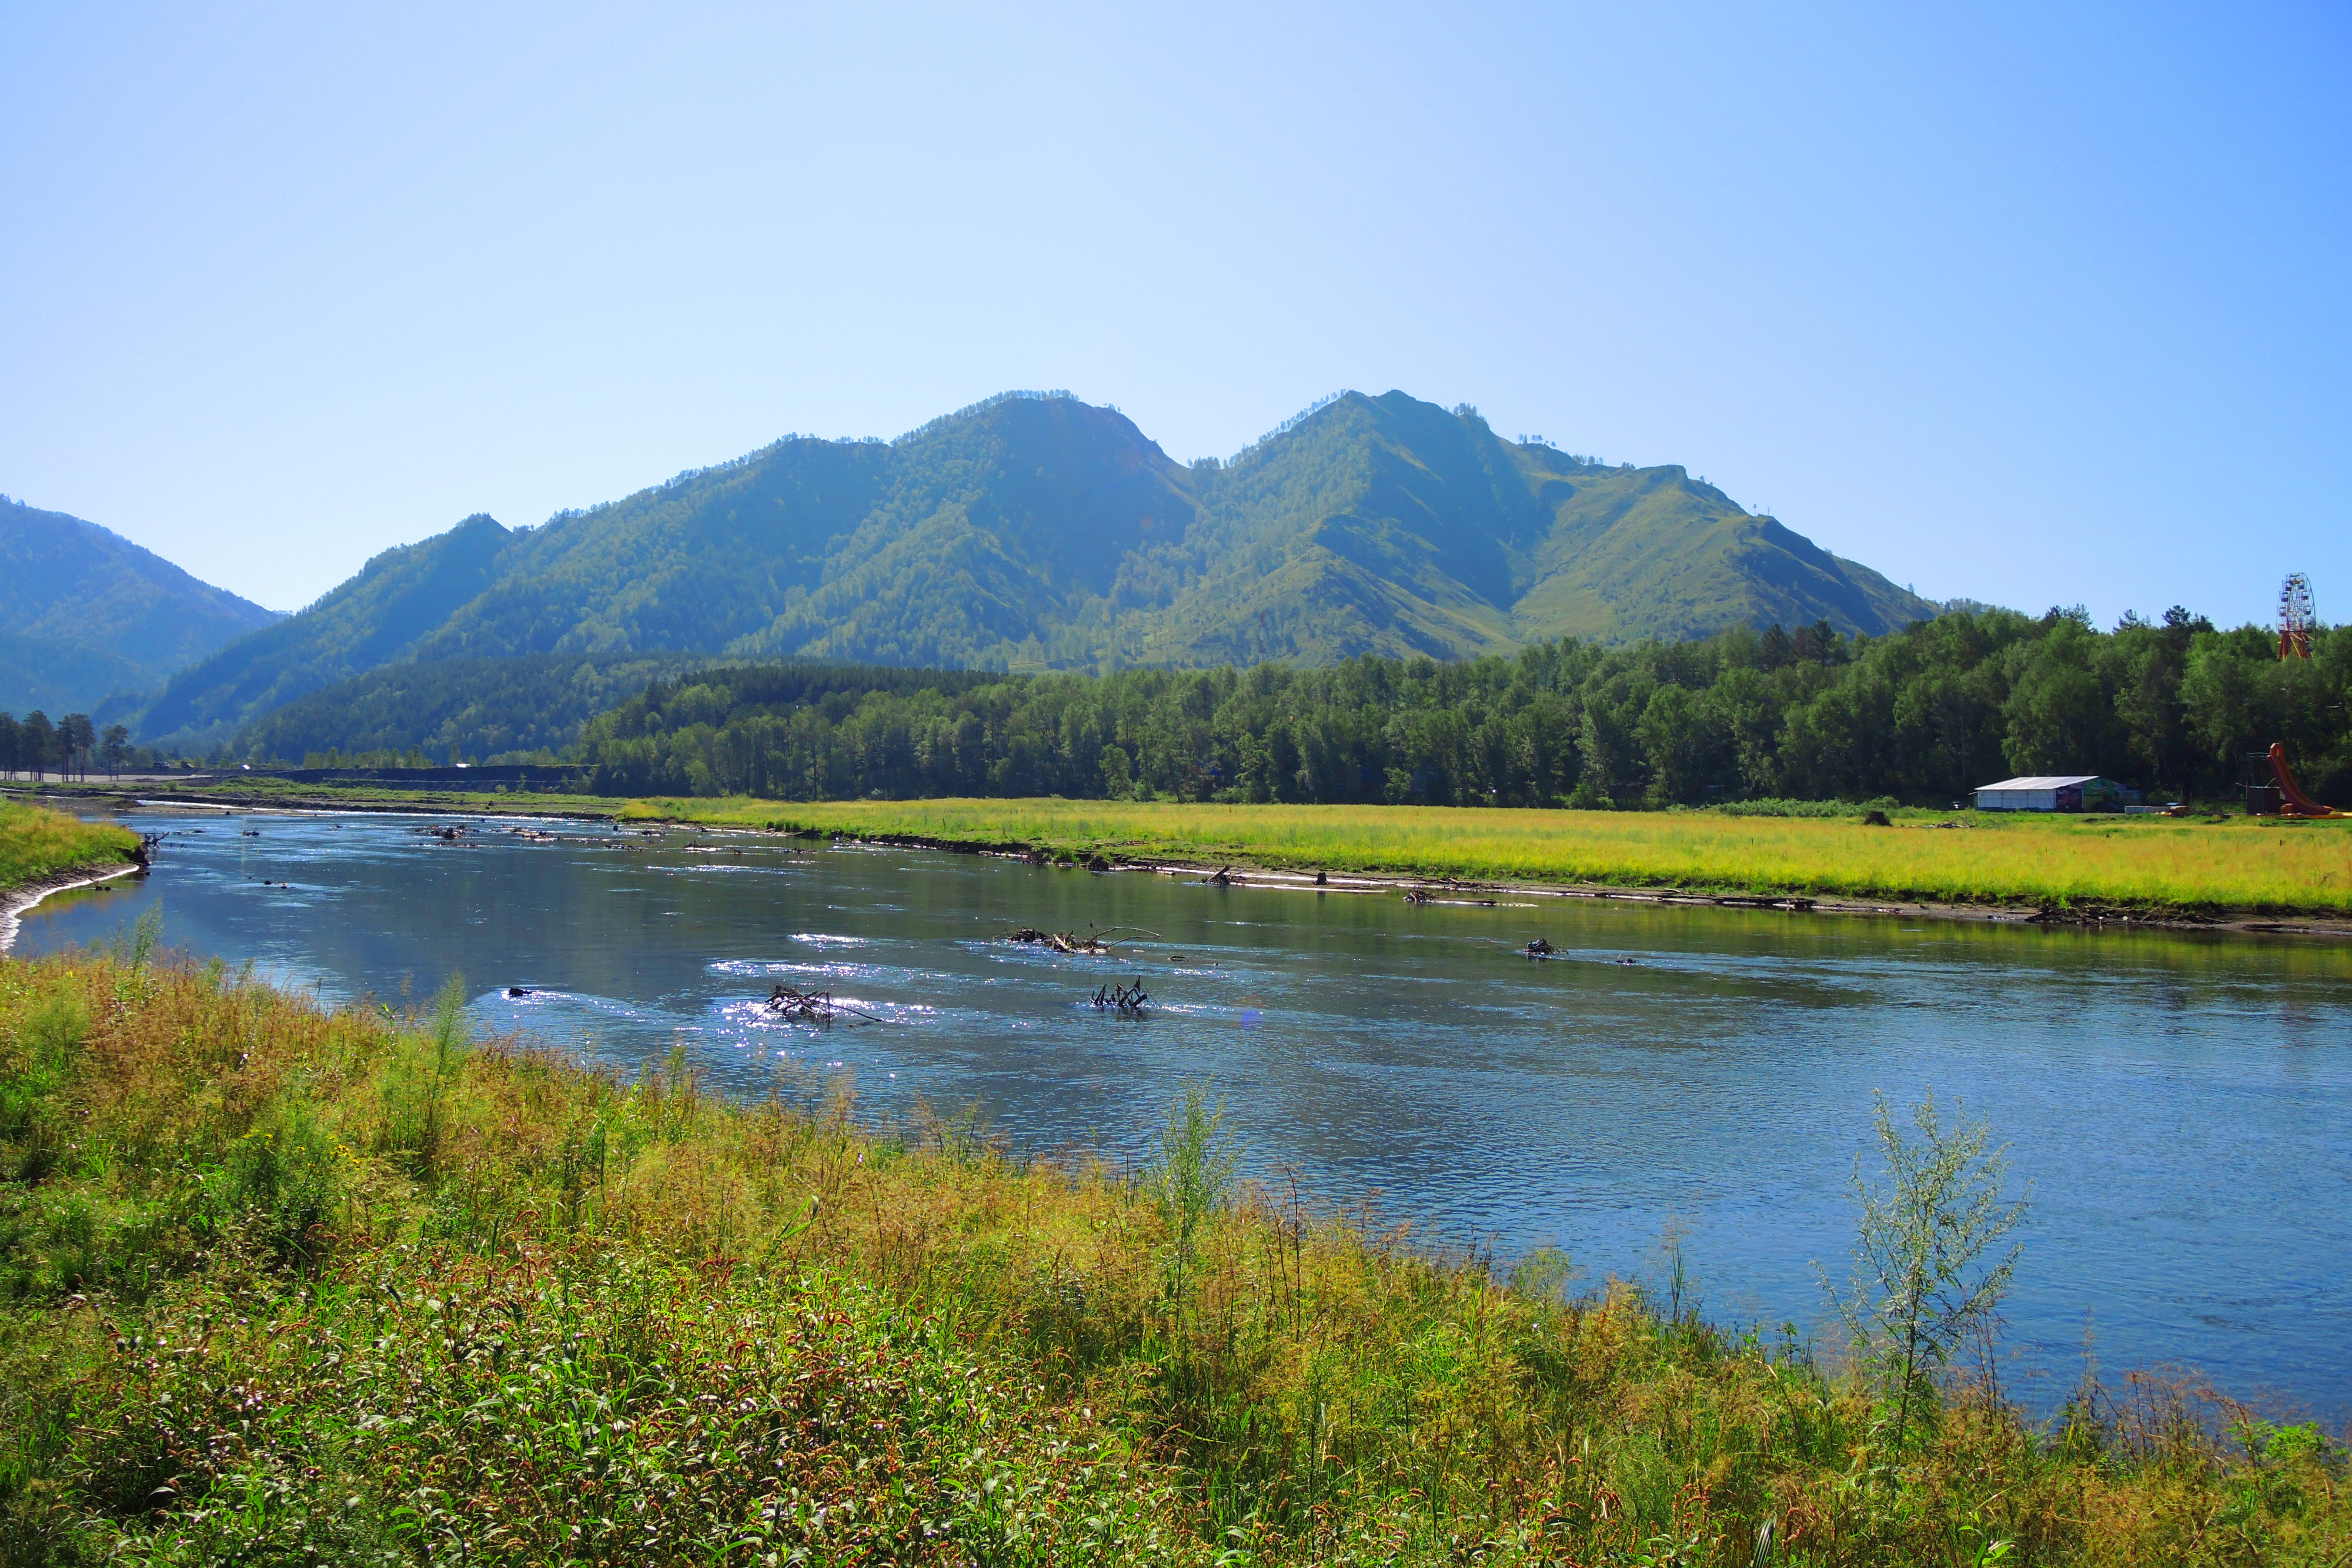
xmin=0 ymin=801 xmax=140 ymax=894
xmin=3 ymin=952 xmax=2347 ymax=1566
xmin=622 ymin=796 xmax=2352 ymax=916
xmin=16 ymin=781 xmax=2351 ymax=914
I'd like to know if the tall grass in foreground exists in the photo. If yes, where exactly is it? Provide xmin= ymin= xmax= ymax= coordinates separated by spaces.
xmin=0 ymin=804 xmax=139 ymax=895
xmin=624 ymin=796 xmax=2352 ymax=915
xmin=1 ymin=951 xmax=2345 ymax=1565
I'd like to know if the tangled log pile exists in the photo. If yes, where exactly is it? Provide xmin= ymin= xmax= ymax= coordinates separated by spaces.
xmin=766 ymin=983 xmax=836 ymax=1019
xmin=1004 ymin=925 xmax=1158 ymax=955
xmin=1089 ymin=982 xmax=1151 ymax=1015
xmin=1005 ymin=928 xmax=1112 ymax=954
xmin=763 ymin=984 xmax=889 ymax=1024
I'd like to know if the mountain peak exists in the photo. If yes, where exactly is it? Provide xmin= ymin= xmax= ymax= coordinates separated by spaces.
xmin=121 ymin=392 xmax=1938 ymax=745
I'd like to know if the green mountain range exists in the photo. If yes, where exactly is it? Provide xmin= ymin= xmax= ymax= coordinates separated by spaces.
xmin=0 ymin=497 xmax=281 ymax=717
xmin=132 ymin=390 xmax=1937 ymax=747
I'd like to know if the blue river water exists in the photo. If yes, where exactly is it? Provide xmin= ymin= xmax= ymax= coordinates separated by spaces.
xmin=18 ymin=806 xmax=2352 ymax=1419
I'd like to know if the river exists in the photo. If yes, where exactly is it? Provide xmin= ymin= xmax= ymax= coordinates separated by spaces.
xmin=18 ymin=806 xmax=2352 ymax=1418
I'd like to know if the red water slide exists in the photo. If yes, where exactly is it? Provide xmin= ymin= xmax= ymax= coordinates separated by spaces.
xmin=2269 ymin=743 xmax=2346 ymax=818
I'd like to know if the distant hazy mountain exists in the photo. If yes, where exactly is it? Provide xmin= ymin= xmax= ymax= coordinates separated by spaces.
xmin=136 ymin=390 xmax=1937 ymax=746
xmin=0 ymin=497 xmax=281 ymax=717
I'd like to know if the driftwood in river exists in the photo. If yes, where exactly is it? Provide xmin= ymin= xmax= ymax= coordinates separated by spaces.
xmin=766 ymin=983 xmax=890 ymax=1024
xmin=767 ymin=983 xmax=835 ymax=1019
xmin=1004 ymin=927 xmax=1110 ymax=953
xmin=1004 ymin=924 xmax=1158 ymax=955
xmin=1405 ymin=885 xmax=1497 ymax=907
xmin=1089 ymin=981 xmax=1151 ymax=1015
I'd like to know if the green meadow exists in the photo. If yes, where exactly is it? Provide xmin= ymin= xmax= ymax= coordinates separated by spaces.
xmin=0 ymin=803 xmax=141 ymax=896
xmin=622 ymin=796 xmax=2352 ymax=917
xmin=14 ymin=780 xmax=2350 ymax=914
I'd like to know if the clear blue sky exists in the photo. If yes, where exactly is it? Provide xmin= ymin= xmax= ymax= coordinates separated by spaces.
xmin=5 ymin=2 xmax=2346 ymax=629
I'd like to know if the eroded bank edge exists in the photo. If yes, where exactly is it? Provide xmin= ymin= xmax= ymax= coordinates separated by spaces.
xmin=0 ymin=861 xmax=145 ymax=954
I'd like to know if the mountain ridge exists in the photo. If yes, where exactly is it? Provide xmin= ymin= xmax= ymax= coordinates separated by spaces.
xmin=0 ymin=498 xmax=282 ymax=716
xmin=131 ymin=390 xmax=1937 ymax=747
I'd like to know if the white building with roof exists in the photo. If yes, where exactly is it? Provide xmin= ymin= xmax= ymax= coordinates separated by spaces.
xmin=1973 ymin=774 xmax=2123 ymax=812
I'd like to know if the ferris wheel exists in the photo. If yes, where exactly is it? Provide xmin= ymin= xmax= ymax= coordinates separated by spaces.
xmin=2278 ymin=572 xmax=2317 ymax=660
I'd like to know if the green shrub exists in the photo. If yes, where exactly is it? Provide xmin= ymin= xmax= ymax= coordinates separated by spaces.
xmin=206 ymin=1100 xmax=343 ymax=1269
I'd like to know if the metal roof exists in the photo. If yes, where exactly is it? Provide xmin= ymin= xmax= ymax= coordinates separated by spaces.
xmin=1975 ymin=775 xmax=2110 ymax=791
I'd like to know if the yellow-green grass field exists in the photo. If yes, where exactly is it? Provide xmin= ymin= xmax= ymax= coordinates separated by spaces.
xmin=12 ymin=780 xmax=2348 ymax=914
xmin=0 ymin=801 xmax=141 ymax=894
xmin=620 ymin=797 xmax=2352 ymax=915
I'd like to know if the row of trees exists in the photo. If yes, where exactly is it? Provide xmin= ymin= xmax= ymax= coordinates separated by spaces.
xmin=0 ymin=711 xmax=137 ymax=781
xmin=573 ymin=607 xmax=2351 ymax=806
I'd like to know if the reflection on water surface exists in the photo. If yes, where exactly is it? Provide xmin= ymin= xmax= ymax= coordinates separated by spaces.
xmin=19 ymin=807 xmax=2352 ymax=1416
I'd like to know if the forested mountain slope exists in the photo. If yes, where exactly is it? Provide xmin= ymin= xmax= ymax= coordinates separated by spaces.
xmin=229 ymin=653 xmax=744 ymax=764
xmin=135 ymin=390 xmax=1937 ymax=746
xmin=136 ymin=514 xmax=520 ymax=748
xmin=0 ymin=497 xmax=280 ymax=714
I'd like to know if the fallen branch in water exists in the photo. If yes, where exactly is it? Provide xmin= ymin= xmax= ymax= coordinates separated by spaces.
xmin=1088 ymin=981 xmax=1151 ymax=1015
xmin=767 ymin=983 xmax=833 ymax=1019
xmin=764 ymin=984 xmax=890 ymax=1024
xmin=1405 ymin=885 xmax=1496 ymax=906
xmin=1003 ymin=924 xmax=1131 ymax=955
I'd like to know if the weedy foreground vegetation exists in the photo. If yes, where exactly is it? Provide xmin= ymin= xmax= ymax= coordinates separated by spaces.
xmin=0 ymin=805 xmax=140 ymax=897
xmin=621 ymin=795 xmax=2352 ymax=917
xmin=1 ymin=941 xmax=2345 ymax=1565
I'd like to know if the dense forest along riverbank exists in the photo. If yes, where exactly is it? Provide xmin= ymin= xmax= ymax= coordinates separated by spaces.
xmin=20 ymin=807 xmax=2352 ymax=1417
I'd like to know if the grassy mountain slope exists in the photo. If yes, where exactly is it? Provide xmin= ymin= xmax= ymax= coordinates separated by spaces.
xmin=1509 ymin=457 xmax=1928 ymax=643
xmin=0 ymin=499 xmax=280 ymax=715
xmin=1141 ymin=392 xmax=1932 ymax=660
xmin=414 ymin=441 xmax=897 ymax=660
xmin=136 ymin=391 xmax=1939 ymax=744
xmin=723 ymin=395 xmax=1198 ymax=667
xmin=1148 ymin=393 xmax=1534 ymax=663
